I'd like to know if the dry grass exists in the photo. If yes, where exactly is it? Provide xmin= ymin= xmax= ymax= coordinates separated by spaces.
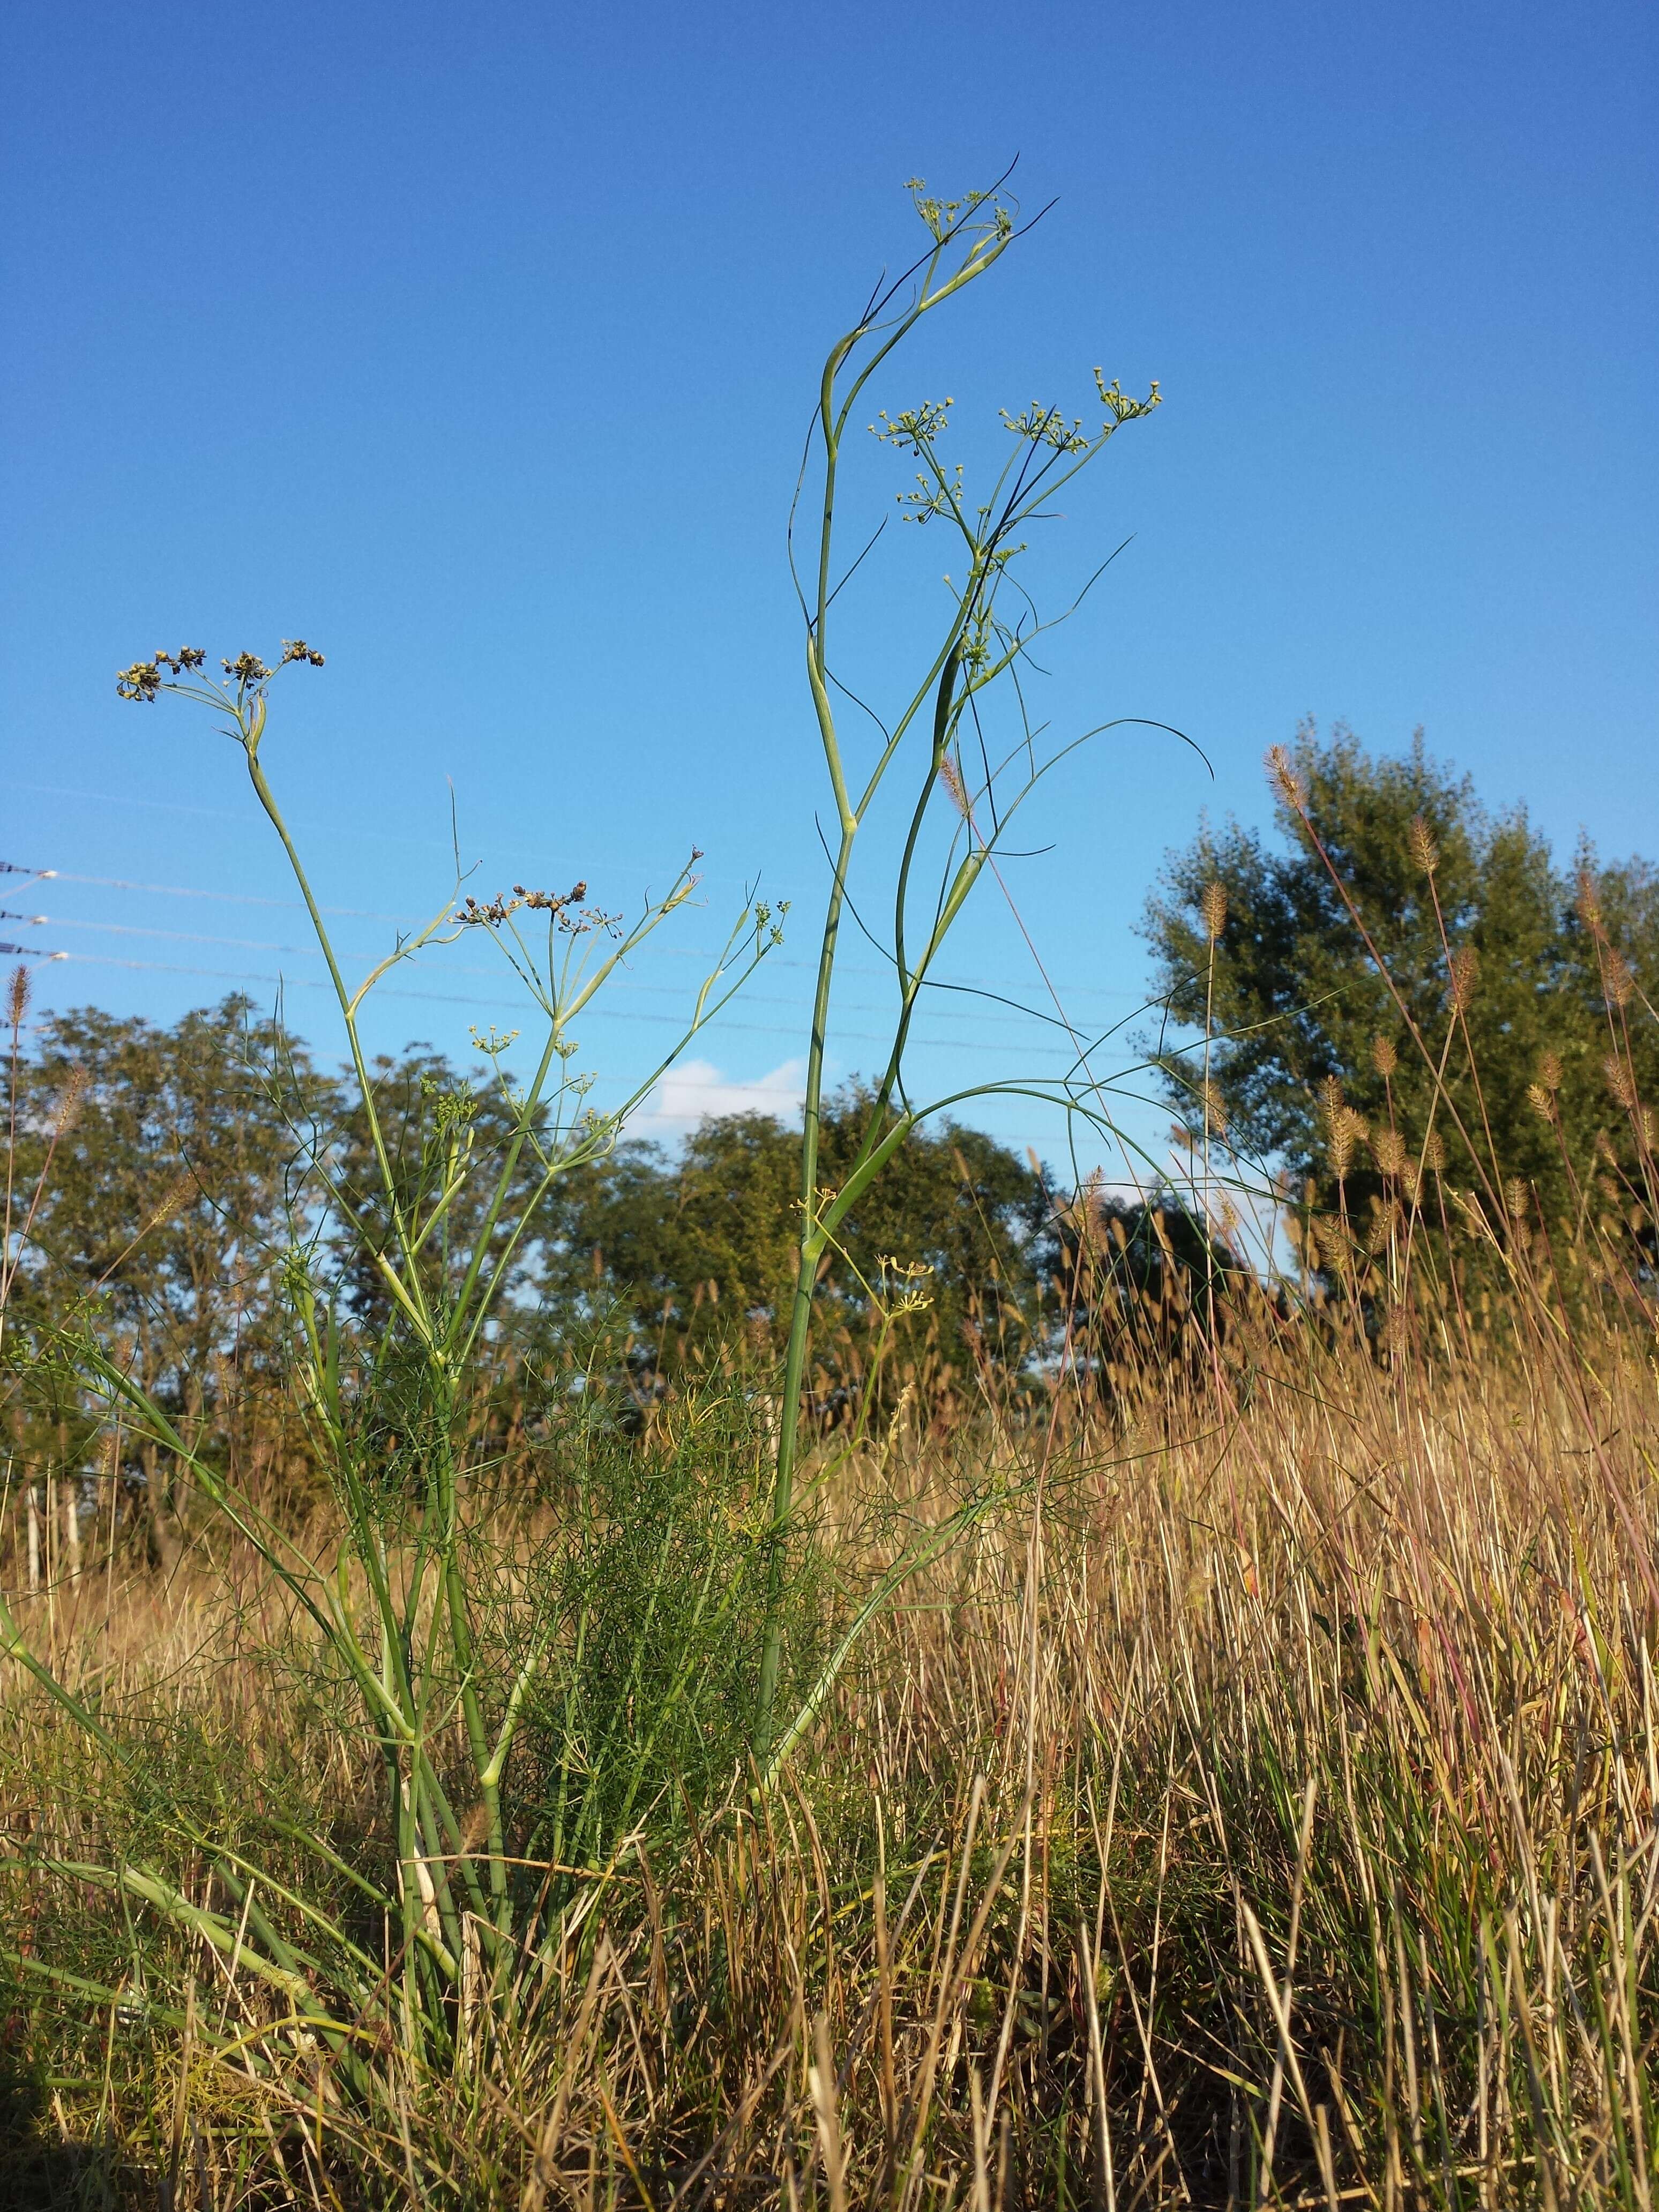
xmin=5 ymin=1303 xmax=1658 ymax=2209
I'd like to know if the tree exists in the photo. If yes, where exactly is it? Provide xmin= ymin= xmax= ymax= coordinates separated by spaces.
xmin=12 ymin=996 xmax=335 ymax=1539
xmin=540 ymin=1088 xmax=1053 ymax=1410
xmin=1141 ymin=723 xmax=1659 ymax=1254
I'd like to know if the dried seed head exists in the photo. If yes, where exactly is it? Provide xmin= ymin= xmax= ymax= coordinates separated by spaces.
xmin=1328 ymin=1105 xmax=1369 ymax=1180
xmin=1366 ymin=1198 xmax=1399 ymax=1253
xmin=1265 ymin=744 xmax=1307 ymax=811
xmin=116 ymin=660 xmax=162 ymax=702
xmin=1539 ymin=1050 xmax=1562 ymax=1092
xmin=53 ymin=1064 xmax=87 ymax=1138
xmin=1527 ymin=1082 xmax=1557 ymax=1123
xmin=1370 ymin=1035 xmax=1398 ymax=1079
xmin=279 ymin=639 xmax=326 ymax=667
xmin=1200 ymin=880 xmax=1228 ymax=943
xmin=1200 ymin=1079 xmax=1229 ymax=1139
xmin=1423 ymin=1130 xmax=1446 ymax=1174
xmin=1603 ymin=949 xmax=1635 ymax=1009
xmin=1317 ymin=1074 xmax=1346 ymax=1127
xmin=1505 ymin=1177 xmax=1530 ymax=1223
xmin=142 ymin=1176 xmax=196 ymax=1240
xmin=1312 ymin=1215 xmax=1350 ymax=1269
xmin=1605 ymin=1053 xmax=1638 ymax=1111
xmin=1372 ymin=1127 xmax=1407 ymax=1176
xmin=1377 ymin=1301 xmax=1408 ymax=1352
xmin=938 ymin=752 xmax=970 ymax=820
xmin=1399 ymin=1159 xmax=1422 ymax=1204
xmin=1447 ymin=945 xmax=1479 ymax=1013
xmin=1576 ymin=871 xmax=1604 ymax=936
xmin=6 ymin=963 xmax=29 ymax=1029
xmin=1408 ymin=814 xmax=1439 ymax=875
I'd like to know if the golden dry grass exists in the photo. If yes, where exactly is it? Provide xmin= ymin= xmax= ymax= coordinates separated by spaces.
xmin=5 ymin=1303 xmax=1658 ymax=2209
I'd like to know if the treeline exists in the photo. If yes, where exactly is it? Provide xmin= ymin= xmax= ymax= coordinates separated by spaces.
xmin=6 ymin=724 xmax=1657 ymax=1544
xmin=6 ymin=1012 xmax=1222 ymax=1407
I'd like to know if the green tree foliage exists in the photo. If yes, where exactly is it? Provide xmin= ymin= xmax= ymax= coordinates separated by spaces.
xmin=9 ymin=997 xmax=331 ymax=1535
xmin=1142 ymin=723 xmax=1659 ymax=1245
xmin=14 ymin=999 xmax=325 ymax=1386
xmin=326 ymin=1045 xmax=551 ymax=1334
xmin=540 ymin=1088 xmax=1053 ymax=1406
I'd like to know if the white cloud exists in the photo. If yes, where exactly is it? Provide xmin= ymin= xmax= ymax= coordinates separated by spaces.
xmin=628 ymin=1056 xmax=808 ymax=1142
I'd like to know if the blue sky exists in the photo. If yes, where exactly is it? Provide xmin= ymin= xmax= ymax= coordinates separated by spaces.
xmin=4 ymin=0 xmax=1654 ymax=1178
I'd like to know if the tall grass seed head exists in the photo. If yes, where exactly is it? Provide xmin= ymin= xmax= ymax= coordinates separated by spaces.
xmin=1576 ymin=869 xmax=1604 ymax=935
xmin=1372 ymin=1126 xmax=1407 ymax=1177
xmin=1265 ymin=744 xmax=1307 ymax=812
xmin=1199 ymin=879 xmax=1228 ymax=943
xmin=1408 ymin=813 xmax=1439 ymax=875
xmin=6 ymin=961 xmax=29 ymax=1029
xmin=1370 ymin=1034 xmax=1398 ymax=1078
xmin=1447 ymin=944 xmax=1480 ymax=1013
xmin=1328 ymin=1105 xmax=1368 ymax=1180
xmin=1605 ymin=1053 xmax=1638 ymax=1111
xmin=1603 ymin=948 xmax=1636 ymax=1010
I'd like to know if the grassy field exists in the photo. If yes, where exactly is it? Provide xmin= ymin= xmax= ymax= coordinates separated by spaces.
xmin=5 ymin=1287 xmax=1657 ymax=2209
xmin=8 ymin=180 xmax=1658 ymax=2212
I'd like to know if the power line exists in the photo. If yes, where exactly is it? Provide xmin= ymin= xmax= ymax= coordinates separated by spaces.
xmin=39 ymin=951 xmax=1147 ymax=1062
xmin=13 ymin=862 xmax=1145 ymax=1002
xmin=30 ymin=923 xmax=1144 ymax=1033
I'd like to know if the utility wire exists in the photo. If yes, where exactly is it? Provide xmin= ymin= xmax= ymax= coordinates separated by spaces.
xmin=4 ymin=859 xmax=1142 ymax=1002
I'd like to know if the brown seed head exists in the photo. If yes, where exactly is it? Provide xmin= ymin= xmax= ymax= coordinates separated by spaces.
xmin=1265 ymin=744 xmax=1307 ymax=811
xmin=1423 ymin=1130 xmax=1446 ymax=1175
xmin=1408 ymin=814 xmax=1439 ymax=875
xmin=1605 ymin=1053 xmax=1638 ymax=1111
xmin=1447 ymin=945 xmax=1479 ymax=1013
xmin=1199 ymin=880 xmax=1228 ymax=943
xmin=1372 ymin=1127 xmax=1407 ymax=1176
xmin=1539 ymin=1050 xmax=1562 ymax=1092
xmin=6 ymin=963 xmax=29 ymax=1030
xmin=1317 ymin=1073 xmax=1346 ymax=1126
xmin=1370 ymin=1035 xmax=1398 ymax=1079
xmin=1527 ymin=1082 xmax=1557 ymax=1123
xmin=1505 ymin=1177 xmax=1530 ymax=1223
xmin=1576 ymin=870 xmax=1604 ymax=936
xmin=1328 ymin=1105 xmax=1369 ymax=1180
xmin=1603 ymin=948 xmax=1635 ymax=1010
